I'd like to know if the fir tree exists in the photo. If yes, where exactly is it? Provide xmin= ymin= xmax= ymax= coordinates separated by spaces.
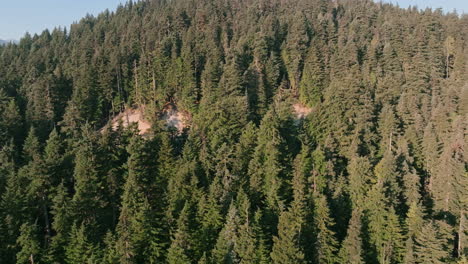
xmin=339 ymin=209 xmax=364 ymax=264
xmin=167 ymin=202 xmax=193 ymax=264
xmin=414 ymin=221 xmax=451 ymax=264
xmin=16 ymin=223 xmax=41 ymax=264
xmin=65 ymin=223 xmax=98 ymax=264
xmin=312 ymin=193 xmax=339 ymax=264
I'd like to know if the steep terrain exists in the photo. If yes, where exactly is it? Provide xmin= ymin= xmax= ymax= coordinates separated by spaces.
xmin=0 ymin=0 xmax=467 ymax=263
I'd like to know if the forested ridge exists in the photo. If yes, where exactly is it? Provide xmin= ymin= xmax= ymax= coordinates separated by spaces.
xmin=0 ymin=0 xmax=467 ymax=263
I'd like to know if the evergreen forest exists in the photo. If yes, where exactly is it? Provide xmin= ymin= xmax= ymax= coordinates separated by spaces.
xmin=0 ymin=0 xmax=467 ymax=263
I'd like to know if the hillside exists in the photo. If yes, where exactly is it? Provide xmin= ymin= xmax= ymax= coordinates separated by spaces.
xmin=0 ymin=0 xmax=467 ymax=263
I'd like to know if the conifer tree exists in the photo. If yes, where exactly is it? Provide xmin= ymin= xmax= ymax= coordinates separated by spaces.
xmin=70 ymin=132 xmax=106 ymax=232
xmin=271 ymin=146 xmax=311 ymax=264
xmin=312 ymin=193 xmax=339 ymax=264
xmin=270 ymin=209 xmax=305 ymax=264
xmin=212 ymin=202 xmax=240 ymax=263
xmin=116 ymin=135 xmax=166 ymax=263
xmin=65 ymin=223 xmax=98 ymax=264
xmin=365 ymin=180 xmax=404 ymax=264
xmin=403 ymin=202 xmax=425 ymax=264
xmin=414 ymin=221 xmax=451 ymax=264
xmin=0 ymin=0 xmax=466 ymax=263
xmin=16 ymin=223 xmax=41 ymax=264
xmin=46 ymin=183 xmax=72 ymax=263
xmin=299 ymin=45 xmax=325 ymax=106
xmin=195 ymin=181 xmax=224 ymax=257
xmin=249 ymin=109 xmax=286 ymax=211
xmin=339 ymin=209 xmax=364 ymax=264
xmin=22 ymin=127 xmax=41 ymax=163
xmin=347 ymin=156 xmax=374 ymax=208
xmin=43 ymin=128 xmax=66 ymax=187
xmin=102 ymin=232 xmax=120 ymax=264
xmin=235 ymin=190 xmax=268 ymax=264
xmin=0 ymin=98 xmax=23 ymax=146
xmin=167 ymin=202 xmax=193 ymax=264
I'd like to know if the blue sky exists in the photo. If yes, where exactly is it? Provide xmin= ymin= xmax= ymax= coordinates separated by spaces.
xmin=0 ymin=0 xmax=125 ymax=40
xmin=0 ymin=0 xmax=467 ymax=40
xmin=381 ymin=0 xmax=467 ymax=13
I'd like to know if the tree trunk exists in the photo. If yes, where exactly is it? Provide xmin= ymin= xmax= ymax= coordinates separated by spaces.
xmin=42 ymin=196 xmax=51 ymax=246
xmin=134 ymin=60 xmax=139 ymax=106
xmin=459 ymin=209 xmax=465 ymax=257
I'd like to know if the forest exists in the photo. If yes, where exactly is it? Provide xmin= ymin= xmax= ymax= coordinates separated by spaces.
xmin=0 ymin=0 xmax=467 ymax=263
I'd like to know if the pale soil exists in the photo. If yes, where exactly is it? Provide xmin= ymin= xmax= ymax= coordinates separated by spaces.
xmin=161 ymin=104 xmax=188 ymax=133
xmin=103 ymin=103 xmax=188 ymax=135
xmin=109 ymin=108 xmax=152 ymax=135
xmin=292 ymin=103 xmax=312 ymax=119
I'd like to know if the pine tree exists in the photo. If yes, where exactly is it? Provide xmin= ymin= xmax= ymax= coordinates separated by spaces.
xmin=249 ymin=109 xmax=286 ymax=211
xmin=43 ymin=128 xmax=66 ymax=187
xmin=65 ymin=223 xmax=98 ymax=264
xmin=365 ymin=181 xmax=404 ymax=264
xmin=299 ymin=45 xmax=325 ymax=106
xmin=414 ymin=221 xmax=450 ymax=264
xmin=22 ymin=126 xmax=41 ymax=163
xmin=46 ymin=183 xmax=72 ymax=263
xmin=270 ymin=209 xmax=305 ymax=264
xmin=212 ymin=202 xmax=240 ymax=263
xmin=339 ymin=209 xmax=364 ymax=264
xmin=403 ymin=202 xmax=425 ymax=264
xmin=70 ymin=132 xmax=106 ymax=232
xmin=312 ymin=193 xmax=339 ymax=264
xmin=347 ymin=156 xmax=374 ymax=208
xmin=16 ymin=223 xmax=41 ymax=264
xmin=116 ymin=135 xmax=166 ymax=263
xmin=167 ymin=202 xmax=193 ymax=264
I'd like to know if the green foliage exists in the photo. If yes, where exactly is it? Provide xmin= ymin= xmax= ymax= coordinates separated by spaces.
xmin=414 ymin=221 xmax=451 ymax=264
xmin=16 ymin=223 xmax=41 ymax=264
xmin=312 ymin=193 xmax=339 ymax=264
xmin=339 ymin=209 xmax=364 ymax=264
xmin=167 ymin=202 xmax=193 ymax=264
xmin=0 ymin=0 xmax=466 ymax=263
xmin=270 ymin=209 xmax=305 ymax=264
xmin=65 ymin=223 xmax=100 ymax=264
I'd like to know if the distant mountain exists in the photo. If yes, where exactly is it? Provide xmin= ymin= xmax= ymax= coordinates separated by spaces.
xmin=0 ymin=39 xmax=17 ymax=45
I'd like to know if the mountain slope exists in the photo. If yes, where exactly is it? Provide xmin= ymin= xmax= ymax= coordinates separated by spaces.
xmin=0 ymin=0 xmax=466 ymax=263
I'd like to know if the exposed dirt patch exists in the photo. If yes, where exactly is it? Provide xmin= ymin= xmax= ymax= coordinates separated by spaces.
xmin=160 ymin=102 xmax=189 ymax=133
xmin=107 ymin=108 xmax=152 ymax=135
xmin=103 ymin=103 xmax=189 ymax=136
xmin=292 ymin=103 xmax=312 ymax=119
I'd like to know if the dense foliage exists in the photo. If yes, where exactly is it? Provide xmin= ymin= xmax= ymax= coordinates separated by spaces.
xmin=0 ymin=0 xmax=467 ymax=263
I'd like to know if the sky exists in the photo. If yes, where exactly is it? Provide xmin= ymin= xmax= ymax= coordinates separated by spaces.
xmin=381 ymin=0 xmax=467 ymax=13
xmin=0 ymin=0 xmax=126 ymax=40
xmin=0 ymin=0 xmax=467 ymax=40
